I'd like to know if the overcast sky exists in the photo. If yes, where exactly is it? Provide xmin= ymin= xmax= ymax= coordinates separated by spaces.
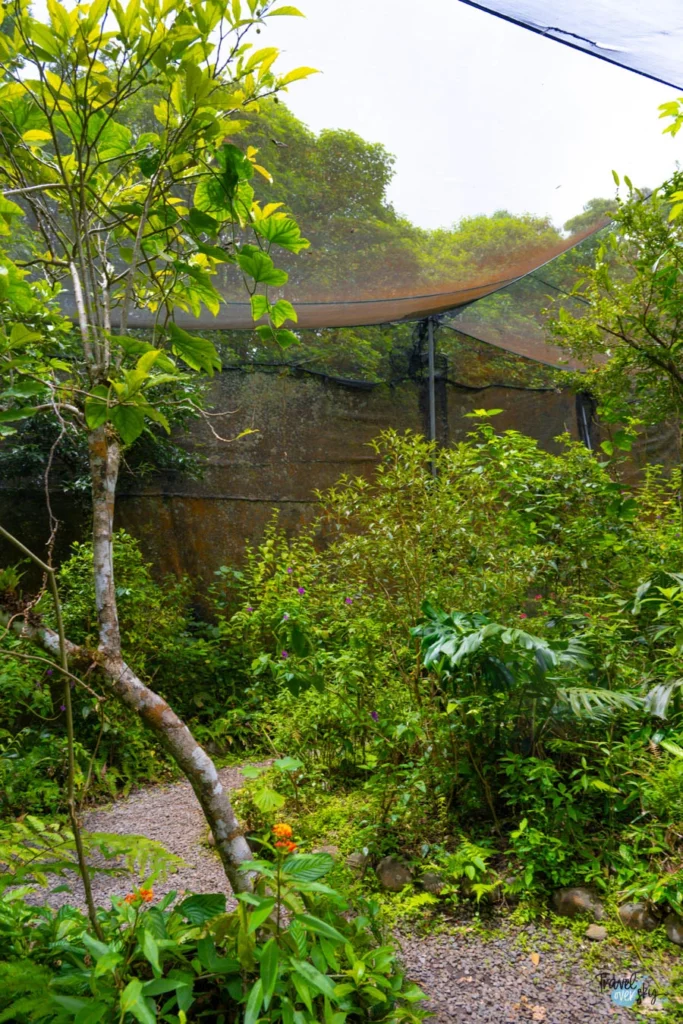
xmin=261 ymin=0 xmax=682 ymax=231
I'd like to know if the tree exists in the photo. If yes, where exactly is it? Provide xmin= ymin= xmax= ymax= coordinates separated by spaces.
xmin=0 ymin=0 xmax=315 ymax=892
xmin=548 ymin=175 xmax=683 ymax=456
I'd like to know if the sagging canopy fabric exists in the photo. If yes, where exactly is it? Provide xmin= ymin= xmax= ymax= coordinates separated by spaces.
xmin=456 ymin=0 xmax=683 ymax=90
xmin=109 ymin=217 xmax=608 ymax=370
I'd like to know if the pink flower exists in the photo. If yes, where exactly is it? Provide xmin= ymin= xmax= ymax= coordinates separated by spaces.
xmin=297 ymin=587 xmax=305 ymax=595
xmin=534 ymin=595 xmax=542 ymax=601
xmin=345 ymin=597 xmax=353 ymax=605
xmin=519 ymin=613 xmax=528 ymax=620
xmin=281 ymin=650 xmax=289 ymax=659
xmin=286 ymin=567 xmax=293 ymax=574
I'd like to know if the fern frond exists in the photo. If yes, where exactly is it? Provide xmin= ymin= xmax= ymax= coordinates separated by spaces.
xmin=555 ymin=687 xmax=642 ymax=719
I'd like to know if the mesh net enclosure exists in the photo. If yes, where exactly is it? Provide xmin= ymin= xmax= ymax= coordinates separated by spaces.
xmin=44 ymin=0 xmax=678 ymax=391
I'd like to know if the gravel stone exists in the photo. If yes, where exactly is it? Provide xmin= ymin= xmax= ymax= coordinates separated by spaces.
xmin=585 ymin=924 xmax=608 ymax=941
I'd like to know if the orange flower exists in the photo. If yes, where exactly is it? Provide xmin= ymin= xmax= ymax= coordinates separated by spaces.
xmin=124 ymin=887 xmax=154 ymax=905
xmin=272 ymin=823 xmax=293 ymax=840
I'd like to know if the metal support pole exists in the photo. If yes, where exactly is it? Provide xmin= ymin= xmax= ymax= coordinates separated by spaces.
xmin=427 ymin=316 xmax=437 ymax=476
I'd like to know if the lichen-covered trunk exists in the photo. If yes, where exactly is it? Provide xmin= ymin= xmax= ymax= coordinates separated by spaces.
xmin=87 ymin=426 xmax=253 ymax=893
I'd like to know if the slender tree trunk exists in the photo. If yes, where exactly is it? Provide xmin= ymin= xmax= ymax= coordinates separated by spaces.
xmin=57 ymin=426 xmax=253 ymax=893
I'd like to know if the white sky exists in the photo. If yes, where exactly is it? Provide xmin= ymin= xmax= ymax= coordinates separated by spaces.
xmin=262 ymin=0 xmax=682 ymax=231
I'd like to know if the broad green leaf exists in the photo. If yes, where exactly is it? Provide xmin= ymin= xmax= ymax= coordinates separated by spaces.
xmin=276 ymin=329 xmax=299 ymax=349
xmin=237 ymin=246 xmax=288 ymax=286
xmin=253 ymin=786 xmax=285 ymax=813
xmin=274 ymin=756 xmax=303 ymax=772
xmin=177 ymin=892 xmax=227 ymax=924
xmin=168 ymin=323 xmax=221 ymax=375
xmin=256 ymin=215 xmax=309 ymax=253
xmin=291 ymin=959 xmax=337 ymax=999
xmin=271 ymin=299 xmax=297 ymax=327
xmin=110 ymin=404 xmax=145 ymax=445
xmin=84 ymin=385 xmax=110 ymax=429
xmin=142 ymin=928 xmax=161 ymax=974
xmin=247 ymin=896 xmax=275 ymax=933
xmin=282 ymin=853 xmax=333 ymax=883
xmin=251 ymin=294 xmax=269 ymax=321
xmin=0 ymin=407 xmax=38 ymax=423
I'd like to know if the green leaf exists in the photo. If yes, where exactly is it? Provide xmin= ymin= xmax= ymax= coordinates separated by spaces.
xmin=256 ymin=215 xmax=309 ymax=253
xmin=237 ymin=246 xmax=288 ymax=286
xmin=267 ymin=5 xmax=305 ymax=14
xmin=168 ymin=323 xmax=221 ymax=375
xmin=661 ymin=738 xmax=683 ymax=758
xmin=84 ymin=385 xmax=110 ymax=429
xmin=247 ymin=896 xmax=276 ymax=933
xmin=260 ymin=938 xmax=279 ymax=1008
xmin=271 ymin=299 xmax=297 ymax=327
xmin=0 ymin=407 xmax=38 ymax=423
xmin=278 ymin=67 xmax=318 ymax=87
xmin=253 ymin=786 xmax=285 ymax=813
xmin=276 ymin=329 xmax=299 ymax=350
xmin=291 ymin=959 xmax=337 ymax=999
xmin=110 ymin=404 xmax=145 ymax=445
xmin=177 ymin=892 xmax=227 ymax=924
xmin=142 ymin=928 xmax=161 ymax=974
xmin=136 ymin=349 xmax=161 ymax=374
xmin=296 ymin=914 xmax=345 ymax=944
xmin=188 ymin=206 xmax=220 ymax=235
xmin=251 ymin=294 xmax=270 ymax=321
xmin=244 ymin=978 xmax=263 ymax=1024
xmin=274 ymin=756 xmax=303 ymax=772
xmin=282 ymin=853 xmax=333 ymax=882
xmin=120 ymin=979 xmax=156 ymax=1024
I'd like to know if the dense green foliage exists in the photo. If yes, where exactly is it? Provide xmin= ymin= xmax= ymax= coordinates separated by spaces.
xmin=213 ymin=426 xmax=683 ymax=906
xmin=0 ymin=826 xmax=424 ymax=1023
xmin=550 ymin=172 xmax=683 ymax=450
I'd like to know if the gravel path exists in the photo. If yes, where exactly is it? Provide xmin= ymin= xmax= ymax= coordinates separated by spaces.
xmin=398 ymin=930 xmax=637 ymax=1023
xmin=37 ymin=768 xmax=658 ymax=1022
xmin=35 ymin=762 xmax=267 ymax=912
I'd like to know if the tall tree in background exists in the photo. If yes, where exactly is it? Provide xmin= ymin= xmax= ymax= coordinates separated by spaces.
xmin=0 ymin=0 xmax=314 ymax=892
xmin=549 ymin=175 xmax=683 ymax=458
